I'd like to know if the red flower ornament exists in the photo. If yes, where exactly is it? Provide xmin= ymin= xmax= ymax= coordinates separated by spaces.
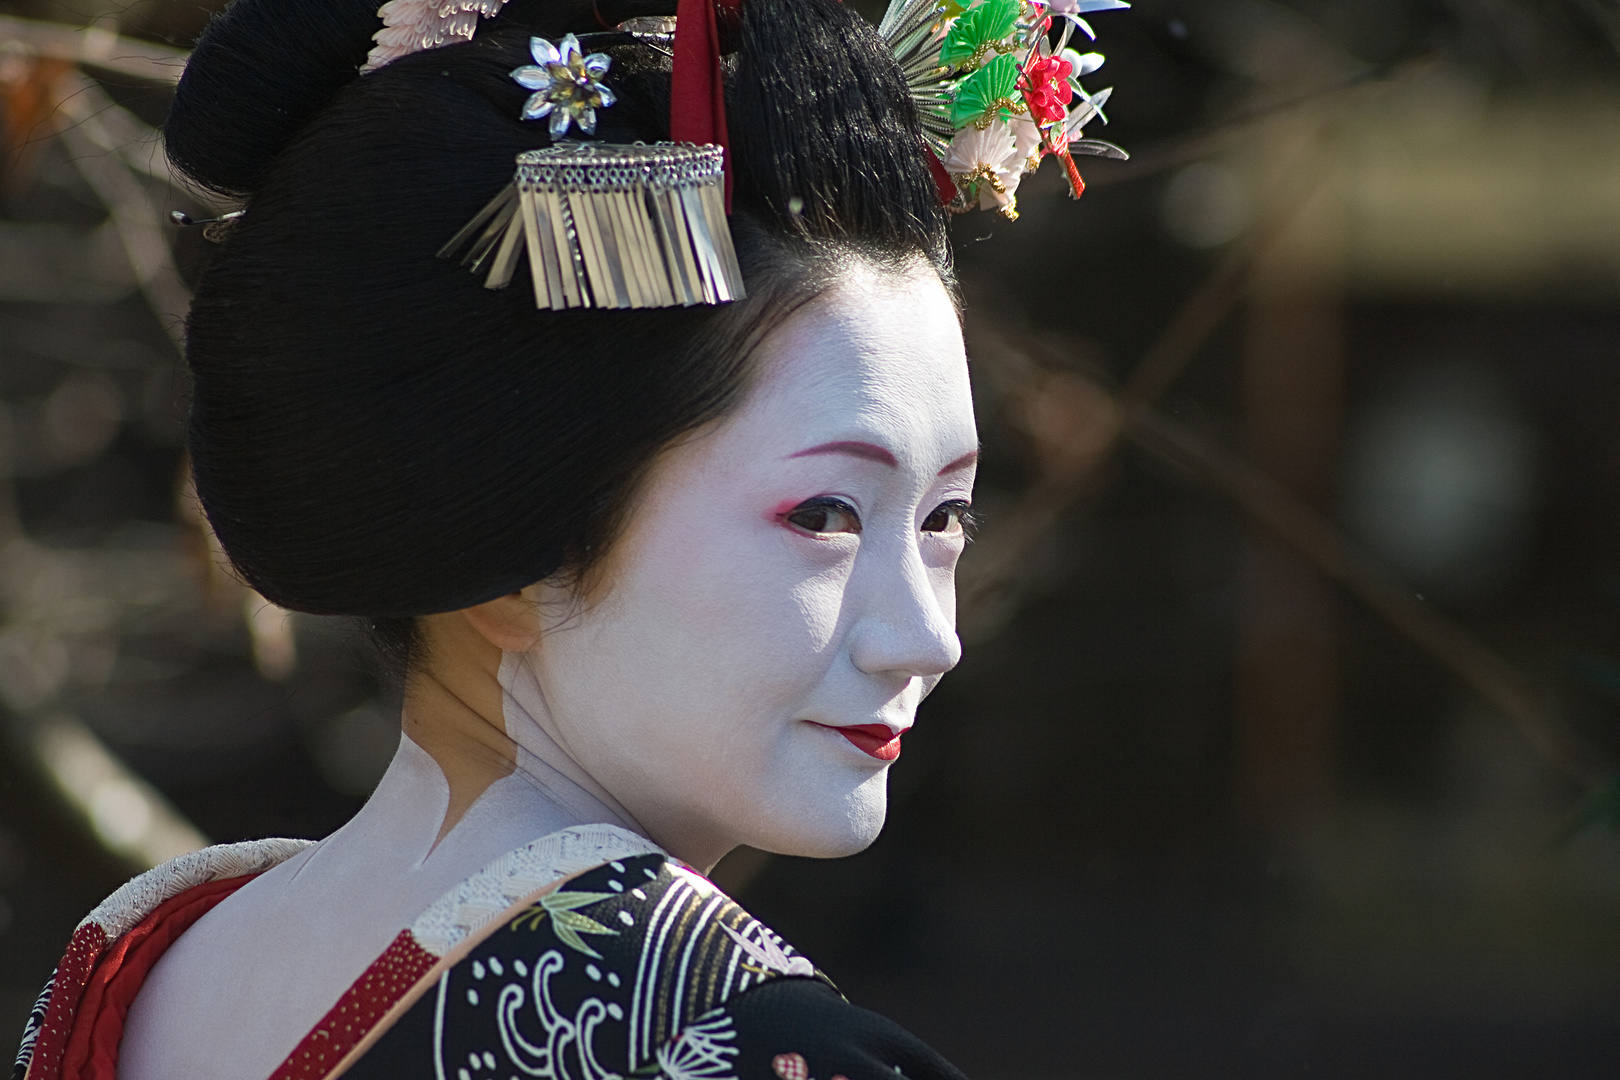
xmin=1020 ymin=53 xmax=1074 ymax=126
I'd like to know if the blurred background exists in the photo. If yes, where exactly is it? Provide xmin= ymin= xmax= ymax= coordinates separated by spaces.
xmin=4 ymin=0 xmax=1620 ymax=1076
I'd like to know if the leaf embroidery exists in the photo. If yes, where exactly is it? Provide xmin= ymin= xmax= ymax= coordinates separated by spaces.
xmin=658 ymin=1010 xmax=740 ymax=1080
xmin=508 ymin=889 xmax=618 ymax=958
xmin=721 ymin=924 xmax=815 ymax=977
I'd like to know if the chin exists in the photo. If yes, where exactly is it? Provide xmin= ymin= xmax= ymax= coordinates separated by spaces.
xmin=745 ymin=771 xmax=889 ymax=859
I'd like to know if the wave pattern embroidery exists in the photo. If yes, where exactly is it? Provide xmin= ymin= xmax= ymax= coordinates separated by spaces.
xmin=425 ymin=855 xmax=821 ymax=1080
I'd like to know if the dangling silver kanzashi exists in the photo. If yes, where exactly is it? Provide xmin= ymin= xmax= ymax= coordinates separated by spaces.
xmin=439 ymin=142 xmax=745 ymax=310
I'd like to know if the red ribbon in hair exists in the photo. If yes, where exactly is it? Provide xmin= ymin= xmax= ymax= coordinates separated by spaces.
xmin=923 ymin=144 xmax=956 ymax=206
xmin=668 ymin=0 xmax=954 ymax=213
xmin=670 ymin=0 xmax=739 ymax=210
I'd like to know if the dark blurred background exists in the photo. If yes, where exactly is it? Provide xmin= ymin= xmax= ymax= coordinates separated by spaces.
xmin=5 ymin=0 xmax=1620 ymax=1076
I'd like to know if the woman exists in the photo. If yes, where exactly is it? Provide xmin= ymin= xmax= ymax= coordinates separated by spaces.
xmin=16 ymin=0 xmax=1122 ymax=1075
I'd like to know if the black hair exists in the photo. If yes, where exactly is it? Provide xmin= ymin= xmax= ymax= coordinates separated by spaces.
xmin=166 ymin=0 xmax=951 ymax=667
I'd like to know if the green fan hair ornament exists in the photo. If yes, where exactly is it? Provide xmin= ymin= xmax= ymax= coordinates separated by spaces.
xmin=938 ymin=0 xmax=1021 ymax=70
xmin=949 ymin=52 xmax=1021 ymax=129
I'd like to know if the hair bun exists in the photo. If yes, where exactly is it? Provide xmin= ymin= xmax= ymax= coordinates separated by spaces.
xmin=166 ymin=0 xmax=387 ymax=195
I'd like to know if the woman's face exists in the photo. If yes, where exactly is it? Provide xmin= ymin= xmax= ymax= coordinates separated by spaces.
xmin=515 ymin=261 xmax=977 ymax=868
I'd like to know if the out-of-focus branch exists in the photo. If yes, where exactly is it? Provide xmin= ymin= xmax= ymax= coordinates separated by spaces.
xmin=1569 ymin=0 xmax=1620 ymax=60
xmin=970 ymin=327 xmax=1603 ymax=785
xmin=27 ymin=712 xmax=209 ymax=869
xmin=960 ymin=72 xmax=1602 ymax=783
xmin=959 ymin=132 xmax=1333 ymax=635
xmin=53 ymin=76 xmax=198 ymax=192
xmin=0 ymin=15 xmax=188 ymax=85
xmin=1083 ymin=54 xmax=1437 ymax=189
xmin=960 ymin=47 xmax=1430 ymax=632
xmin=1128 ymin=407 xmax=1603 ymax=787
xmin=1 ymin=20 xmax=213 ymax=201
xmin=52 ymin=74 xmax=192 ymax=355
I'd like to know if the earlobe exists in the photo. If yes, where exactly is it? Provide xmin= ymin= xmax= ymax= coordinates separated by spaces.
xmin=459 ymin=591 xmax=543 ymax=653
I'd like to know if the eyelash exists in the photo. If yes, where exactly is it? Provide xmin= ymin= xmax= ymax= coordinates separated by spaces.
xmin=782 ymin=497 xmax=976 ymax=539
xmin=924 ymin=499 xmax=977 ymax=539
xmin=785 ymin=497 xmax=862 ymax=535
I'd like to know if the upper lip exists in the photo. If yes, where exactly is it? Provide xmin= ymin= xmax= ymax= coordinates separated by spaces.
xmin=831 ymin=722 xmax=903 ymax=735
xmin=809 ymin=721 xmax=907 ymax=738
xmin=809 ymin=721 xmax=908 ymax=761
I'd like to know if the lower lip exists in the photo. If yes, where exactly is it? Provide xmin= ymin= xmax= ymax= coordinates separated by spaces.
xmin=815 ymin=723 xmax=902 ymax=762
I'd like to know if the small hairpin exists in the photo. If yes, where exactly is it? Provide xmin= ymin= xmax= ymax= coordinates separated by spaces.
xmin=170 ymin=209 xmax=245 ymax=243
xmin=169 ymin=210 xmax=244 ymax=227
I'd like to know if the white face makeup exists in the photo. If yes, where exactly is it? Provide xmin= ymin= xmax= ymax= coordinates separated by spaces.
xmin=507 ymin=260 xmax=977 ymax=870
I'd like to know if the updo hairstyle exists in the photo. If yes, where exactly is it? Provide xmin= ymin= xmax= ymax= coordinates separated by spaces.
xmin=166 ymin=0 xmax=952 ymax=667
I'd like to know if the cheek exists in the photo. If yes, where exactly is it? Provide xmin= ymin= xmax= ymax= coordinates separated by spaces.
xmin=919 ymin=535 xmax=967 ymax=572
xmin=785 ymin=569 xmax=849 ymax=654
xmin=572 ymin=553 xmax=873 ymax=812
xmin=930 ymin=574 xmax=957 ymax=629
xmin=653 ymin=541 xmax=839 ymax=662
xmin=564 ymin=524 xmax=853 ymax=740
xmin=531 ymin=483 xmax=884 ymax=854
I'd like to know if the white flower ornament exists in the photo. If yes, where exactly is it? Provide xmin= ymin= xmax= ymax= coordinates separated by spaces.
xmin=943 ymin=120 xmax=1025 ymax=219
xmin=512 ymin=34 xmax=615 ymax=138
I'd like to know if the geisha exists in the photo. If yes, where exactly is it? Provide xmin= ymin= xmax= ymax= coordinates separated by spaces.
xmin=15 ymin=0 xmax=1125 ymax=1075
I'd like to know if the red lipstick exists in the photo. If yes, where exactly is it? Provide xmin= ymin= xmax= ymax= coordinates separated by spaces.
xmin=817 ymin=723 xmax=902 ymax=761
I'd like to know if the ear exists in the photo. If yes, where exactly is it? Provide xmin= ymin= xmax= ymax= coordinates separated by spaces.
xmin=458 ymin=590 xmax=542 ymax=653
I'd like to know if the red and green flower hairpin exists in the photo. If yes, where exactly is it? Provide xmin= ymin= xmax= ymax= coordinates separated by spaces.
xmin=880 ymin=0 xmax=1130 ymax=220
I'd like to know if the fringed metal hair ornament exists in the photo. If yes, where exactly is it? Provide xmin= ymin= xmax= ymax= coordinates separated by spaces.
xmin=438 ymin=141 xmax=744 ymax=309
xmin=439 ymin=19 xmax=745 ymax=310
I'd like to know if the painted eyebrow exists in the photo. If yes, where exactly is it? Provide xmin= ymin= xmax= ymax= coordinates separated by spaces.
xmin=788 ymin=441 xmax=899 ymax=467
xmin=788 ymin=442 xmax=981 ymax=475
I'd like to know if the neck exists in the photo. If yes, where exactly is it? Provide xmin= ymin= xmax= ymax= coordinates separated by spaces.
xmin=400 ymin=624 xmax=644 ymax=847
xmin=400 ymin=665 xmax=515 ymax=845
xmin=497 ymin=652 xmax=646 ymax=834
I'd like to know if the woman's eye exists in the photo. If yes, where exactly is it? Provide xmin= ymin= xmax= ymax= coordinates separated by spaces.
xmin=922 ymin=500 xmax=973 ymax=536
xmin=786 ymin=498 xmax=862 ymax=535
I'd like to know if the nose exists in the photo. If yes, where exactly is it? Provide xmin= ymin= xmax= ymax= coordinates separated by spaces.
xmin=847 ymin=538 xmax=963 ymax=681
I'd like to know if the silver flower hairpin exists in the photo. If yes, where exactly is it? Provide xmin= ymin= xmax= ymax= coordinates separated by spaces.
xmin=512 ymin=34 xmax=615 ymax=137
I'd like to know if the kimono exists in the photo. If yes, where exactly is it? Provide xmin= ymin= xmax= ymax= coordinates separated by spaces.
xmin=14 ymin=825 xmax=966 ymax=1080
